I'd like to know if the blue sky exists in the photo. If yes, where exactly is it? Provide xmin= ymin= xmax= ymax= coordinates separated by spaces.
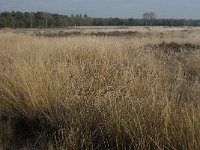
xmin=0 ymin=0 xmax=199 ymax=19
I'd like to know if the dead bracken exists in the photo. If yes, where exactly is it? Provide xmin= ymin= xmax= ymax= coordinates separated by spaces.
xmin=145 ymin=42 xmax=200 ymax=53
xmin=35 ymin=31 xmax=140 ymax=37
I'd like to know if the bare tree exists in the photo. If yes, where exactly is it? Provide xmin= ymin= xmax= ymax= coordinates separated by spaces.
xmin=143 ymin=12 xmax=156 ymax=26
xmin=143 ymin=12 xmax=149 ymax=26
xmin=42 ymin=12 xmax=50 ymax=27
xmin=30 ymin=12 xmax=34 ymax=28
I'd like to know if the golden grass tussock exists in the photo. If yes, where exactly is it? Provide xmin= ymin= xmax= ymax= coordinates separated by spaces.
xmin=0 ymin=31 xmax=200 ymax=149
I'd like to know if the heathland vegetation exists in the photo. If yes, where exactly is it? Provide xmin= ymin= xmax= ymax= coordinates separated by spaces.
xmin=0 ymin=28 xmax=200 ymax=149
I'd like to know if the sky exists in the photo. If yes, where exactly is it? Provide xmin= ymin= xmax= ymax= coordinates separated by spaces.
xmin=0 ymin=0 xmax=199 ymax=19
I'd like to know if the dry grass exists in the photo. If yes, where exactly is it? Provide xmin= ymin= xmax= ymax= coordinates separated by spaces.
xmin=0 ymin=31 xmax=200 ymax=149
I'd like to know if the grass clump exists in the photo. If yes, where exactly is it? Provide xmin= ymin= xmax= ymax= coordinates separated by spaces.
xmin=0 ymin=33 xmax=200 ymax=149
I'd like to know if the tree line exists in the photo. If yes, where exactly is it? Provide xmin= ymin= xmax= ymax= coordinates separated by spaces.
xmin=0 ymin=11 xmax=200 ymax=28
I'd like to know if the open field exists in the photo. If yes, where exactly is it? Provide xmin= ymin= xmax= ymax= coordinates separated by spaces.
xmin=2 ymin=26 xmax=200 ymax=37
xmin=0 ymin=27 xmax=200 ymax=149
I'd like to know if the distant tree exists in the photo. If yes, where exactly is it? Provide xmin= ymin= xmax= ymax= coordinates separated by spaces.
xmin=84 ymin=14 xmax=88 ymax=19
xmin=15 ymin=11 xmax=26 ymax=27
xmin=29 ymin=12 xmax=34 ymax=28
xmin=76 ymin=14 xmax=80 ymax=18
xmin=1 ymin=11 xmax=12 ymax=27
xmin=143 ymin=12 xmax=156 ymax=26
xmin=112 ymin=18 xmax=122 ymax=26
xmin=42 ymin=12 xmax=50 ymax=27
xmin=92 ymin=18 xmax=104 ymax=26
xmin=0 ymin=15 xmax=4 ymax=28
xmin=63 ymin=16 xmax=69 ymax=27
xmin=24 ymin=12 xmax=34 ymax=28
xmin=128 ymin=18 xmax=134 ymax=26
